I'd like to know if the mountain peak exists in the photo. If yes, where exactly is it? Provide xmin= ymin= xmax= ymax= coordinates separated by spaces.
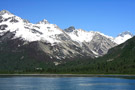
xmin=114 ymin=31 xmax=133 ymax=44
xmin=64 ymin=26 xmax=75 ymax=32
xmin=0 ymin=10 xmax=12 ymax=15
xmin=117 ymin=31 xmax=133 ymax=37
xmin=23 ymin=19 xmax=30 ymax=23
xmin=37 ymin=19 xmax=50 ymax=24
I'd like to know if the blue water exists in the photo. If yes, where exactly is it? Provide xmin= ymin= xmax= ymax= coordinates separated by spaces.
xmin=0 ymin=76 xmax=135 ymax=90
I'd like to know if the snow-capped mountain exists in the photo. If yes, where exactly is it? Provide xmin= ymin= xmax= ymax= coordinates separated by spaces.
xmin=65 ymin=26 xmax=114 ymax=43
xmin=65 ymin=26 xmax=95 ymax=42
xmin=64 ymin=27 xmax=133 ymax=56
xmin=114 ymin=31 xmax=133 ymax=44
xmin=0 ymin=10 xmax=66 ymax=44
xmin=65 ymin=26 xmax=117 ymax=56
xmin=0 ymin=10 xmax=133 ymax=61
xmin=0 ymin=10 xmax=89 ymax=60
xmin=65 ymin=26 xmax=133 ymax=45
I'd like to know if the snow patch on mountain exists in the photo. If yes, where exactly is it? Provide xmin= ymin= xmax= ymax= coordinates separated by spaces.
xmin=65 ymin=26 xmax=133 ymax=45
xmin=65 ymin=28 xmax=95 ymax=42
xmin=65 ymin=26 xmax=115 ymax=43
xmin=114 ymin=31 xmax=133 ymax=44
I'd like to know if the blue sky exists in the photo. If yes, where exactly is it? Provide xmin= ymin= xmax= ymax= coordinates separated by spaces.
xmin=0 ymin=0 xmax=134 ymax=37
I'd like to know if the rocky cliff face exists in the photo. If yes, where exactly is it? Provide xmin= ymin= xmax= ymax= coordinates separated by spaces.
xmin=65 ymin=26 xmax=117 ymax=57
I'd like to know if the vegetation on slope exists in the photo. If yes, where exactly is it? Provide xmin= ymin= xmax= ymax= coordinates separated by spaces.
xmin=0 ymin=37 xmax=135 ymax=74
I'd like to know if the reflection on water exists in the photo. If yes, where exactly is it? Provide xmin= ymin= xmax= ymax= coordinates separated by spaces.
xmin=0 ymin=75 xmax=135 ymax=90
xmin=79 ymin=83 xmax=135 ymax=86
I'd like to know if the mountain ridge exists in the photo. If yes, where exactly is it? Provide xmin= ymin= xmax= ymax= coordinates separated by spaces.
xmin=0 ymin=10 xmax=135 ymax=73
xmin=0 ymin=10 xmax=133 ymax=61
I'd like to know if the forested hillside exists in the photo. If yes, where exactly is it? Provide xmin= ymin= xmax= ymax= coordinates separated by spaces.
xmin=0 ymin=36 xmax=135 ymax=74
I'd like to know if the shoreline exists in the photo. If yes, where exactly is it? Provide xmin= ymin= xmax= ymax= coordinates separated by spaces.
xmin=0 ymin=74 xmax=135 ymax=77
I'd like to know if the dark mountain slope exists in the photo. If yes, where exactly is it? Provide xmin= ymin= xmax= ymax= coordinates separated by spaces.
xmin=0 ymin=36 xmax=135 ymax=74
xmin=55 ymin=36 xmax=135 ymax=74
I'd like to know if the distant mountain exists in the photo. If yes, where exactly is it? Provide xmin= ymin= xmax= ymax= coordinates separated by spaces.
xmin=114 ymin=31 xmax=133 ymax=44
